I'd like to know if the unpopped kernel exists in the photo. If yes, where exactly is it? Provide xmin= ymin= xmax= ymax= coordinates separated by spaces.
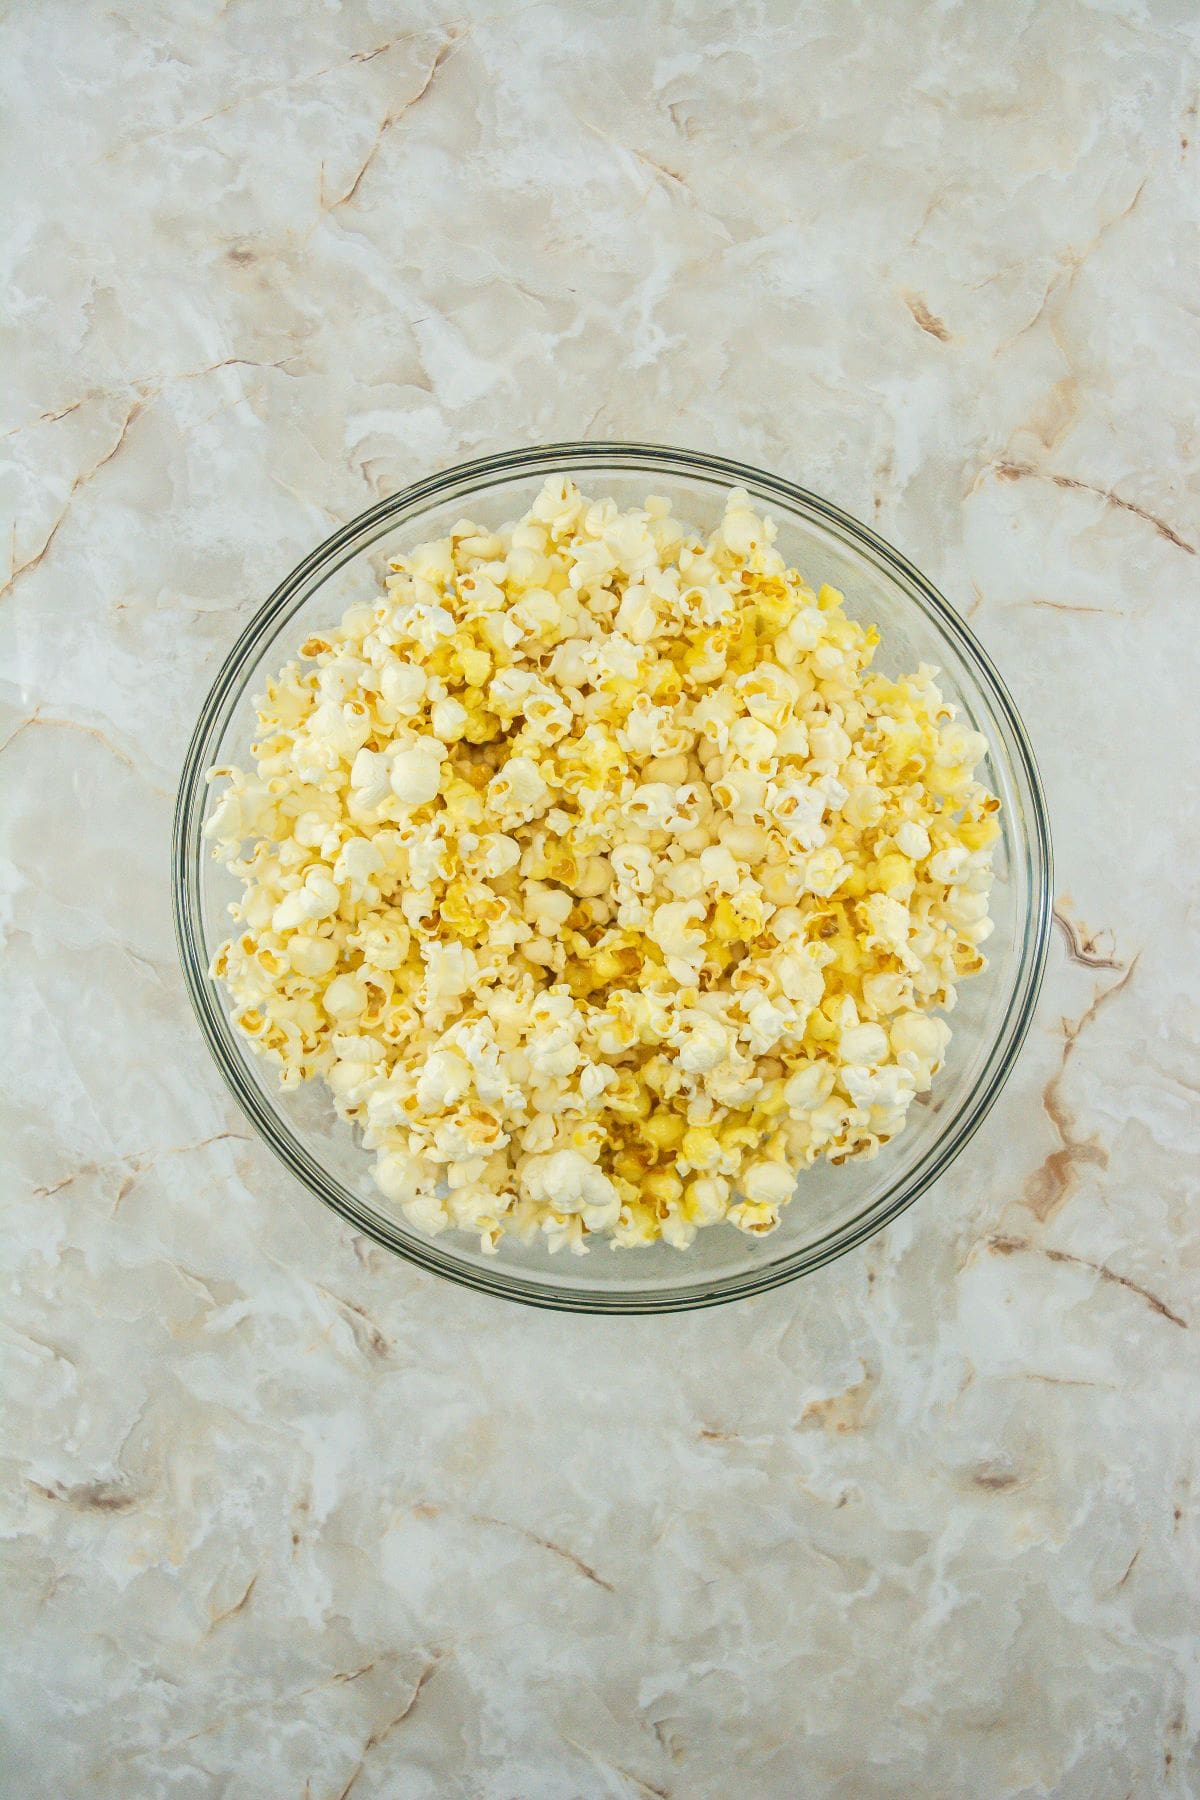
xmin=207 ymin=480 xmax=999 ymax=1254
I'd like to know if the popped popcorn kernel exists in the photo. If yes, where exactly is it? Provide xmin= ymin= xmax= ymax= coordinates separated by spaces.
xmin=207 ymin=479 xmax=999 ymax=1254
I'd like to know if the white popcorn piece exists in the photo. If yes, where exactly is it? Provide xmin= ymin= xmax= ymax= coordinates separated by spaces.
xmin=894 ymin=819 xmax=931 ymax=860
xmin=430 ymin=696 xmax=469 ymax=742
xmin=521 ymin=1149 xmax=620 ymax=1230
xmin=390 ymin=738 xmax=444 ymax=808
xmin=929 ymin=844 xmax=970 ymax=884
xmin=838 ymin=1021 xmax=890 ymax=1066
xmin=349 ymin=748 xmax=393 ymax=812
xmin=478 ymin=832 xmax=521 ymax=878
xmin=415 ymin=1048 xmax=473 ymax=1110
xmin=676 ymin=1011 xmax=733 ymax=1075
xmin=488 ymin=755 xmax=549 ymax=827
xmin=380 ymin=662 xmax=427 ymax=716
xmin=739 ymin=1160 xmax=796 ymax=1207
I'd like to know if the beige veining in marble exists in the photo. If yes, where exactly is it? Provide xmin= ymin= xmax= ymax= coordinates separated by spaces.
xmin=3 ymin=1 xmax=1199 ymax=1796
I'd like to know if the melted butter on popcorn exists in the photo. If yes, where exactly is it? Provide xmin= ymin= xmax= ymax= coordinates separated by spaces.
xmin=207 ymin=480 xmax=999 ymax=1255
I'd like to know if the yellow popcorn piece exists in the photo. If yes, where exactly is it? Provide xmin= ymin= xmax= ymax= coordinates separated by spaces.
xmin=207 ymin=478 xmax=999 ymax=1254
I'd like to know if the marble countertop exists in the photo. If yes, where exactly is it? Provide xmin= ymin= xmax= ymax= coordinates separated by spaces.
xmin=4 ymin=2 xmax=1198 ymax=1795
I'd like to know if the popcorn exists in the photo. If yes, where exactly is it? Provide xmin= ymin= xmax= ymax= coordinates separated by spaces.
xmin=380 ymin=662 xmax=427 ymax=715
xmin=676 ymin=1011 xmax=733 ymax=1075
xmin=488 ymin=755 xmax=549 ymax=827
xmin=270 ymin=870 xmax=340 ymax=931
xmin=430 ymin=696 xmax=469 ymax=742
xmin=890 ymin=1010 xmax=951 ymax=1072
xmin=208 ymin=479 xmax=998 ymax=1255
xmin=894 ymin=819 xmax=931 ymax=860
xmin=838 ymin=1022 xmax=890 ymax=1066
xmin=929 ymin=845 xmax=970 ymax=884
xmin=323 ymin=973 xmax=369 ymax=1021
xmin=649 ymin=899 xmax=706 ymax=958
xmin=477 ymin=832 xmax=521 ymax=878
xmin=390 ymin=738 xmax=444 ymax=808
xmin=349 ymin=748 xmax=393 ymax=813
xmin=521 ymin=1149 xmax=621 ymax=1229
xmin=414 ymin=1049 xmax=473 ymax=1110
xmin=740 ymin=1160 xmax=796 ymax=1207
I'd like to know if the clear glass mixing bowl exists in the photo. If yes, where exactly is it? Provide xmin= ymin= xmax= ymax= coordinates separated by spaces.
xmin=173 ymin=443 xmax=1052 ymax=1312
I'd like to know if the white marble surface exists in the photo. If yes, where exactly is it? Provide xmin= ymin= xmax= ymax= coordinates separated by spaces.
xmin=4 ymin=2 xmax=1199 ymax=1794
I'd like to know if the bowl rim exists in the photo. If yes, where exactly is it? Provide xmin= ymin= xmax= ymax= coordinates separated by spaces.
xmin=172 ymin=440 xmax=1053 ymax=1313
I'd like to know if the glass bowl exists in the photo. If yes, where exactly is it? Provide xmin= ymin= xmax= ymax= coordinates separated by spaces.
xmin=173 ymin=443 xmax=1052 ymax=1312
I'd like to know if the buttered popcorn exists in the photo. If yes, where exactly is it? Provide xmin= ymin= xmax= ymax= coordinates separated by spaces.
xmin=207 ymin=481 xmax=999 ymax=1254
